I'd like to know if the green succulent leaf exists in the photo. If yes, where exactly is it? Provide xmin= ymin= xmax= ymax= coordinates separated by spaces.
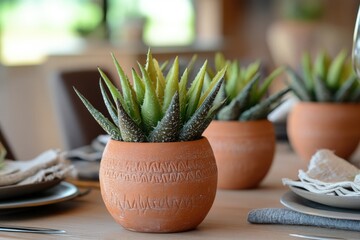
xmin=217 ymin=73 xmax=261 ymax=120
xmin=215 ymin=52 xmax=226 ymax=71
xmin=163 ymin=57 xmax=179 ymax=113
xmin=149 ymin=92 xmax=181 ymax=142
xmin=327 ymin=50 xmax=347 ymax=90
xmin=180 ymin=78 xmax=224 ymax=141
xmin=179 ymin=68 xmax=189 ymax=122
xmin=225 ymin=61 xmax=239 ymax=100
xmin=111 ymin=53 xmax=141 ymax=125
xmin=185 ymin=60 xmax=207 ymax=121
xmin=313 ymin=51 xmax=329 ymax=83
xmin=145 ymin=48 xmax=157 ymax=85
xmin=139 ymin=63 xmax=162 ymax=133
xmin=74 ymin=87 xmax=121 ymax=140
xmin=199 ymin=66 xmax=226 ymax=106
xmin=285 ymin=67 xmax=313 ymax=101
xmin=301 ymin=52 xmax=314 ymax=91
xmin=334 ymin=75 xmax=357 ymax=102
xmin=99 ymin=80 xmax=118 ymax=126
xmin=116 ymin=99 xmax=146 ymax=142
xmin=239 ymin=88 xmax=290 ymax=121
xmin=350 ymin=85 xmax=360 ymax=102
xmin=313 ymin=76 xmax=332 ymax=102
xmin=256 ymin=66 xmax=284 ymax=102
xmin=153 ymin=58 xmax=166 ymax=106
xmin=132 ymin=68 xmax=145 ymax=105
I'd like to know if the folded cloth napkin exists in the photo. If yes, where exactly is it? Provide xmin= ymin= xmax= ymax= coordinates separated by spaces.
xmin=283 ymin=149 xmax=360 ymax=196
xmin=0 ymin=149 xmax=75 ymax=187
xmin=63 ymin=134 xmax=110 ymax=161
xmin=248 ymin=208 xmax=360 ymax=232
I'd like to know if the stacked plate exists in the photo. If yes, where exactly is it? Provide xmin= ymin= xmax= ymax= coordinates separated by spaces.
xmin=0 ymin=180 xmax=79 ymax=209
xmin=0 ymin=149 xmax=79 ymax=210
xmin=281 ymin=186 xmax=360 ymax=220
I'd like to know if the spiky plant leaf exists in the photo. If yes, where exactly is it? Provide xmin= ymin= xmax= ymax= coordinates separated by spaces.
xmin=217 ymin=73 xmax=261 ymax=120
xmin=225 ymin=61 xmax=239 ymax=100
xmin=145 ymin=48 xmax=157 ymax=86
xmin=98 ymin=68 xmax=124 ymax=105
xmin=132 ymin=68 xmax=145 ymax=105
xmin=149 ymin=92 xmax=180 ymax=142
xmin=199 ymin=66 xmax=226 ymax=106
xmin=74 ymin=88 xmax=121 ymax=140
xmin=153 ymin=58 xmax=166 ymax=105
xmin=111 ymin=54 xmax=141 ymax=125
xmin=186 ymin=54 xmax=198 ymax=74
xmin=180 ymin=78 xmax=224 ymax=141
xmin=179 ymin=68 xmax=189 ymax=122
xmin=163 ymin=57 xmax=179 ymax=113
xmin=116 ymin=99 xmax=146 ymax=142
xmin=239 ymin=88 xmax=290 ymax=121
xmin=327 ymin=50 xmax=347 ymax=90
xmin=244 ymin=60 xmax=260 ymax=83
xmin=313 ymin=76 xmax=332 ymax=102
xmin=139 ymin=64 xmax=162 ymax=133
xmin=350 ymin=85 xmax=360 ymax=101
xmin=215 ymin=52 xmax=226 ymax=71
xmin=334 ymin=75 xmax=357 ymax=102
xmin=255 ymin=66 xmax=284 ymax=103
xmin=301 ymin=52 xmax=314 ymax=91
xmin=99 ymin=80 xmax=118 ymax=126
xmin=313 ymin=51 xmax=329 ymax=83
xmin=285 ymin=67 xmax=312 ymax=101
xmin=185 ymin=60 xmax=207 ymax=121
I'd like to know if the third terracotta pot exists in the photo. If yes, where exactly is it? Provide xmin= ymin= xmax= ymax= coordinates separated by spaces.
xmin=287 ymin=102 xmax=360 ymax=162
xmin=203 ymin=120 xmax=275 ymax=189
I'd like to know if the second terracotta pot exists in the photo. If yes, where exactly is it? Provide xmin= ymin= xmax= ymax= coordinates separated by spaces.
xmin=99 ymin=138 xmax=217 ymax=233
xmin=203 ymin=120 xmax=275 ymax=189
xmin=287 ymin=102 xmax=360 ymax=162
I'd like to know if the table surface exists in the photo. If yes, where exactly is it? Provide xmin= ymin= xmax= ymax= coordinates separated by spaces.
xmin=1 ymin=142 xmax=360 ymax=240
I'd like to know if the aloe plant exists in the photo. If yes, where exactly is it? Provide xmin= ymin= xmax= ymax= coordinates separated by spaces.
xmin=74 ymin=49 xmax=226 ymax=142
xmin=208 ymin=53 xmax=290 ymax=121
xmin=286 ymin=50 xmax=360 ymax=102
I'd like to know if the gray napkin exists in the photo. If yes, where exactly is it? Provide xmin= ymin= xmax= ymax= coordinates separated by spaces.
xmin=248 ymin=208 xmax=360 ymax=232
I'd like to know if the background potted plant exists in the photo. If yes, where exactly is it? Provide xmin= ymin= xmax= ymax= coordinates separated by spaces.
xmin=203 ymin=53 xmax=290 ymax=190
xmin=74 ymin=49 xmax=226 ymax=233
xmin=286 ymin=50 xmax=360 ymax=162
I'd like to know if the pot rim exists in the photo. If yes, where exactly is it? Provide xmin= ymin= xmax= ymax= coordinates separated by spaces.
xmin=107 ymin=136 xmax=209 ymax=145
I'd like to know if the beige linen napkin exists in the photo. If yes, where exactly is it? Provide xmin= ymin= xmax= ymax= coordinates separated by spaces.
xmin=0 ymin=150 xmax=75 ymax=187
xmin=283 ymin=149 xmax=360 ymax=196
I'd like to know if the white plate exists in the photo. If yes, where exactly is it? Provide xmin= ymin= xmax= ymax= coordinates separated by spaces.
xmin=0 ymin=182 xmax=78 ymax=209
xmin=289 ymin=186 xmax=360 ymax=209
xmin=281 ymin=191 xmax=360 ymax=220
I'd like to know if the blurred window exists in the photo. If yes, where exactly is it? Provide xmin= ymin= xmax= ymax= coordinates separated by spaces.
xmin=0 ymin=0 xmax=195 ymax=66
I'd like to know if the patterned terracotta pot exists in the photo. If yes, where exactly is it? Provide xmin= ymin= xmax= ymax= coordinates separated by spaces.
xmin=287 ymin=102 xmax=360 ymax=162
xmin=99 ymin=137 xmax=217 ymax=233
xmin=203 ymin=120 xmax=275 ymax=189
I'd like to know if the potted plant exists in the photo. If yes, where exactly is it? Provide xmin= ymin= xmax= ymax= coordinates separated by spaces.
xmin=203 ymin=53 xmax=290 ymax=190
xmin=74 ymin=49 xmax=226 ymax=233
xmin=286 ymin=50 xmax=360 ymax=162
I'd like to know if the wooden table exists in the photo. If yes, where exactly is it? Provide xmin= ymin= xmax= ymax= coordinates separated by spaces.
xmin=1 ymin=143 xmax=360 ymax=240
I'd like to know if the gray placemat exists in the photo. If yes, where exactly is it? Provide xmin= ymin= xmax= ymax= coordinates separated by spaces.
xmin=248 ymin=208 xmax=360 ymax=232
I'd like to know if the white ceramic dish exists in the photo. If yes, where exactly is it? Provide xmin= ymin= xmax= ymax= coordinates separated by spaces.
xmin=0 ymin=182 xmax=78 ymax=209
xmin=0 ymin=178 xmax=62 ymax=200
xmin=289 ymin=186 xmax=360 ymax=210
xmin=281 ymin=191 xmax=360 ymax=220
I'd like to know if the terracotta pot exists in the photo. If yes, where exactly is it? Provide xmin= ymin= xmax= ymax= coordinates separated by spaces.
xmin=99 ymin=137 xmax=217 ymax=233
xmin=203 ymin=120 xmax=275 ymax=189
xmin=287 ymin=102 xmax=360 ymax=162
